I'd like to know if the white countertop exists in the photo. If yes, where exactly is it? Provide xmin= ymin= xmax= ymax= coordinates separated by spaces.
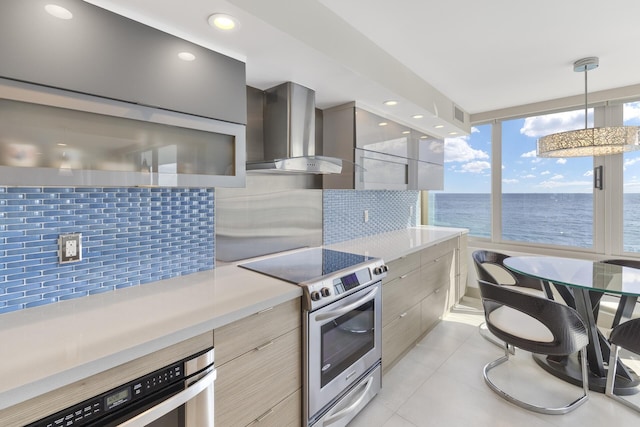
xmin=0 ymin=226 xmax=466 ymax=411
xmin=327 ymin=226 xmax=467 ymax=261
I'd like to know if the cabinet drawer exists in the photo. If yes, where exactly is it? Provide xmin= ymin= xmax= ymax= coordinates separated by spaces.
xmin=382 ymin=269 xmax=424 ymax=327
xmin=420 ymin=239 xmax=457 ymax=266
xmin=382 ymin=303 xmax=421 ymax=370
xmin=216 ymin=328 xmax=302 ymax=427
xmin=421 ymin=285 xmax=449 ymax=334
xmin=215 ymin=298 xmax=301 ymax=365
xmin=246 ymin=389 xmax=301 ymax=427
xmin=385 ymin=252 xmax=421 ymax=283
xmin=421 ymin=251 xmax=454 ymax=297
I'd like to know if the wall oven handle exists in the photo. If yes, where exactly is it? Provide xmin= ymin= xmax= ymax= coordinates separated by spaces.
xmin=315 ymin=287 xmax=378 ymax=322
xmin=116 ymin=368 xmax=217 ymax=427
xmin=323 ymin=375 xmax=374 ymax=425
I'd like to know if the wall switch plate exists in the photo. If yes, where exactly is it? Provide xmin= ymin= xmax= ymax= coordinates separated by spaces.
xmin=59 ymin=233 xmax=82 ymax=264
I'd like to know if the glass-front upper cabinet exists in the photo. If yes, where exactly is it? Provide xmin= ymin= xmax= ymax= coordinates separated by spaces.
xmin=0 ymin=79 xmax=245 ymax=188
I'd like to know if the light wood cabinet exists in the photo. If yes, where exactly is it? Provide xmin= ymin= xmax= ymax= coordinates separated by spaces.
xmin=214 ymin=299 xmax=302 ymax=427
xmin=382 ymin=235 xmax=463 ymax=372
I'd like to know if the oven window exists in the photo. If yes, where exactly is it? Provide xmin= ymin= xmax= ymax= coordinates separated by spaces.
xmin=320 ymin=299 xmax=375 ymax=387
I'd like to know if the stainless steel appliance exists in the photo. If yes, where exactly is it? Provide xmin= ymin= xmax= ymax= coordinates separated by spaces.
xmin=240 ymin=248 xmax=388 ymax=427
xmin=26 ymin=348 xmax=216 ymax=427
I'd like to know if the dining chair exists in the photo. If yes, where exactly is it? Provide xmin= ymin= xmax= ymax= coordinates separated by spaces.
xmin=478 ymin=279 xmax=590 ymax=414
xmin=600 ymin=259 xmax=640 ymax=329
xmin=605 ymin=317 xmax=640 ymax=413
xmin=472 ymin=250 xmax=550 ymax=348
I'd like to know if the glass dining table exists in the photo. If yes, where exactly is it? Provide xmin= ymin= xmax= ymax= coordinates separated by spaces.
xmin=504 ymin=256 xmax=640 ymax=395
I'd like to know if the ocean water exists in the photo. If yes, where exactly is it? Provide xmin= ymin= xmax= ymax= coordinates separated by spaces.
xmin=429 ymin=193 xmax=640 ymax=252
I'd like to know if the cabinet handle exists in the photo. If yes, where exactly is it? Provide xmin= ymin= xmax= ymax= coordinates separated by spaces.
xmin=255 ymin=340 xmax=274 ymax=351
xmin=399 ymin=312 xmax=408 ymax=318
xmin=399 ymin=274 xmax=409 ymax=279
xmin=256 ymin=306 xmax=274 ymax=315
xmin=255 ymin=408 xmax=275 ymax=423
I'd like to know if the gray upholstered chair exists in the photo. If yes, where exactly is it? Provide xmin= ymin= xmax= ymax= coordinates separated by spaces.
xmin=478 ymin=279 xmax=590 ymax=414
xmin=605 ymin=317 xmax=640 ymax=413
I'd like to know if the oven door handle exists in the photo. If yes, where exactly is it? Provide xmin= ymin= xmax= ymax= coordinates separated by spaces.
xmin=315 ymin=287 xmax=378 ymax=322
xmin=323 ymin=375 xmax=375 ymax=425
xmin=116 ymin=367 xmax=217 ymax=427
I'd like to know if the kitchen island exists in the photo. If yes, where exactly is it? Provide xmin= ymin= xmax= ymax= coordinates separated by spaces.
xmin=0 ymin=225 xmax=466 ymax=425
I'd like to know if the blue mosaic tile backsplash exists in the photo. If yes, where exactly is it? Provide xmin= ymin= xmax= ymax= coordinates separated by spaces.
xmin=323 ymin=190 xmax=420 ymax=245
xmin=0 ymin=187 xmax=214 ymax=315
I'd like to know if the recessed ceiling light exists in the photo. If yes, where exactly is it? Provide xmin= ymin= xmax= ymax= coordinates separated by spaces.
xmin=402 ymin=130 xmax=410 ymax=135
xmin=56 ymin=143 xmax=67 ymax=147
xmin=45 ymin=4 xmax=73 ymax=20
xmin=383 ymin=100 xmax=398 ymax=106
xmin=434 ymin=124 xmax=445 ymax=129
xmin=178 ymin=52 xmax=196 ymax=61
xmin=420 ymin=136 xmax=428 ymax=139
xmin=378 ymin=122 xmax=388 ymax=127
xmin=448 ymin=131 xmax=459 ymax=135
xmin=208 ymin=13 xmax=238 ymax=31
xmin=412 ymin=114 xmax=424 ymax=119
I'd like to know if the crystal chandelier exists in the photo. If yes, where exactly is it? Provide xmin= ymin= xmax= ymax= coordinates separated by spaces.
xmin=537 ymin=57 xmax=640 ymax=157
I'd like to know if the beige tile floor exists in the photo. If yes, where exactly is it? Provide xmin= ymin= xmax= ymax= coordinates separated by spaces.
xmin=348 ymin=299 xmax=640 ymax=427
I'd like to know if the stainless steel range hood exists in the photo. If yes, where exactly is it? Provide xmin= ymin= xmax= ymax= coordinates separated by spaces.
xmin=246 ymin=82 xmax=342 ymax=174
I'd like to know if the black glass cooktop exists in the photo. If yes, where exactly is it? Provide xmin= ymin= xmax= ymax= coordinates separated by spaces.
xmin=239 ymin=248 xmax=372 ymax=284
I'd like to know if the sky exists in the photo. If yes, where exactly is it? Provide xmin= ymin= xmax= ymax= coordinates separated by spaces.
xmin=440 ymin=101 xmax=640 ymax=193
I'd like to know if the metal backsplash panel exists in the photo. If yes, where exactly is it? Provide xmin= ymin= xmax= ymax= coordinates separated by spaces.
xmin=215 ymin=174 xmax=322 ymax=262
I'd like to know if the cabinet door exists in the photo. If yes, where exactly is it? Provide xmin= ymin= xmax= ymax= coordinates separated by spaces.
xmin=0 ymin=1 xmax=246 ymax=124
xmin=215 ymin=328 xmax=301 ymax=427
xmin=412 ymin=160 xmax=444 ymax=190
xmin=421 ymin=285 xmax=449 ymax=333
xmin=246 ymin=389 xmax=301 ymax=427
xmin=214 ymin=298 xmax=301 ymax=365
xmin=355 ymin=108 xmax=410 ymax=153
xmin=382 ymin=303 xmax=421 ymax=372
xmin=355 ymin=148 xmax=409 ymax=190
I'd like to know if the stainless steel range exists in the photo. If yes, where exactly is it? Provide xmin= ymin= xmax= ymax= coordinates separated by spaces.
xmin=240 ymin=248 xmax=388 ymax=427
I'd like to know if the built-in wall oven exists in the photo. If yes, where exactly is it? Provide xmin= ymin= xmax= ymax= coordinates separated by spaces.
xmin=26 ymin=348 xmax=216 ymax=427
xmin=240 ymin=248 xmax=388 ymax=427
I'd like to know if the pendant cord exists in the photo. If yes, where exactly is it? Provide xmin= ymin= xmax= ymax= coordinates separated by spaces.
xmin=584 ymin=67 xmax=588 ymax=130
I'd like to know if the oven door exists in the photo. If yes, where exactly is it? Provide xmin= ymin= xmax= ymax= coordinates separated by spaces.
xmin=307 ymin=281 xmax=382 ymax=419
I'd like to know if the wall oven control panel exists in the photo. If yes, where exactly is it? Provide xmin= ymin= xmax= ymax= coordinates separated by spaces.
xmin=26 ymin=361 xmax=185 ymax=427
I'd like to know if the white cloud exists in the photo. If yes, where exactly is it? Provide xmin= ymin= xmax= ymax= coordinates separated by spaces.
xmin=471 ymin=126 xmax=480 ymax=133
xmin=556 ymin=158 xmax=567 ymax=165
xmin=444 ymin=136 xmax=489 ymax=163
xmin=584 ymin=170 xmax=594 ymax=177
xmin=550 ymin=174 xmax=564 ymax=180
xmin=520 ymin=110 xmax=591 ymax=138
xmin=503 ymin=178 xmax=519 ymax=184
xmin=522 ymin=174 xmax=536 ymax=179
xmin=460 ymin=161 xmax=490 ymax=173
xmin=541 ymin=170 xmax=551 ymax=175
xmin=624 ymin=157 xmax=640 ymax=169
xmin=624 ymin=102 xmax=640 ymax=123
xmin=521 ymin=150 xmax=537 ymax=158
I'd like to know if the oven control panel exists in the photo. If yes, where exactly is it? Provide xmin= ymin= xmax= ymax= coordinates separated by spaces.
xmin=305 ymin=260 xmax=388 ymax=310
xmin=26 ymin=362 xmax=184 ymax=427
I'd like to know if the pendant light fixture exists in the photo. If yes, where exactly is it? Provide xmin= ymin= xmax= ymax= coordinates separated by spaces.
xmin=537 ymin=57 xmax=640 ymax=157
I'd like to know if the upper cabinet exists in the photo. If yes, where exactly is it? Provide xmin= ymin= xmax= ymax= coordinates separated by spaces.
xmin=323 ymin=104 xmax=444 ymax=190
xmin=0 ymin=0 xmax=246 ymax=125
xmin=0 ymin=0 xmax=247 ymax=187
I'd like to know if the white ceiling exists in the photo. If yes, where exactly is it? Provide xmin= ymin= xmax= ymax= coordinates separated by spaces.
xmin=84 ymin=0 xmax=640 ymax=137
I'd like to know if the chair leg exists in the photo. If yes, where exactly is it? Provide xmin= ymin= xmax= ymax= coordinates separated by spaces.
xmin=605 ymin=344 xmax=640 ymax=413
xmin=483 ymin=344 xmax=589 ymax=415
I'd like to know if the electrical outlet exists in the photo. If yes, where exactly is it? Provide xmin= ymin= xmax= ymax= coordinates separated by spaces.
xmin=59 ymin=233 xmax=82 ymax=264
xmin=364 ymin=210 xmax=369 ymax=223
